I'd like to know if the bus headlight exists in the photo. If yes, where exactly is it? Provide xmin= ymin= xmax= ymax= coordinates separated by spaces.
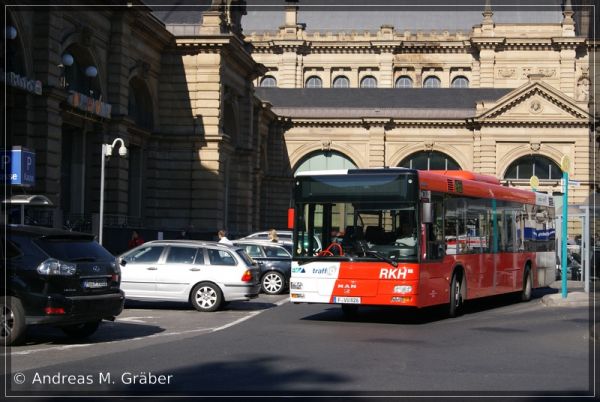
xmin=393 ymin=285 xmax=412 ymax=294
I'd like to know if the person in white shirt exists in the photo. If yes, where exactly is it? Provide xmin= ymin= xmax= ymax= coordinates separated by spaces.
xmin=218 ymin=229 xmax=233 ymax=245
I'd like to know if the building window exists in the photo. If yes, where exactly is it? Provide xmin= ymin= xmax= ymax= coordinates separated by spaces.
xmin=423 ymin=76 xmax=441 ymax=88
xmin=128 ymin=78 xmax=154 ymax=131
xmin=505 ymin=155 xmax=561 ymax=180
xmin=451 ymin=76 xmax=469 ymax=88
xmin=360 ymin=76 xmax=377 ymax=88
xmin=294 ymin=151 xmax=357 ymax=175
xmin=305 ymin=76 xmax=322 ymax=88
xmin=399 ymin=151 xmax=461 ymax=170
xmin=395 ymin=76 xmax=413 ymax=88
xmin=333 ymin=76 xmax=350 ymax=88
xmin=260 ymin=76 xmax=277 ymax=87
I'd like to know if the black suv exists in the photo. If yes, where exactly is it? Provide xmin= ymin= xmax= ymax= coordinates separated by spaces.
xmin=2 ymin=225 xmax=125 ymax=345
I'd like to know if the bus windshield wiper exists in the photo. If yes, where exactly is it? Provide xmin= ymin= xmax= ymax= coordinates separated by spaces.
xmin=364 ymin=250 xmax=398 ymax=267
xmin=297 ymin=255 xmax=352 ymax=266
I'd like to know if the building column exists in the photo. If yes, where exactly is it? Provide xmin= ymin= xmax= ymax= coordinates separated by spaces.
xmin=367 ymin=124 xmax=386 ymax=167
xmin=30 ymin=10 xmax=64 ymax=225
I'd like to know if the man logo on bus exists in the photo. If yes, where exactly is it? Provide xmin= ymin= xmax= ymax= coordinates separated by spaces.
xmin=379 ymin=267 xmax=408 ymax=280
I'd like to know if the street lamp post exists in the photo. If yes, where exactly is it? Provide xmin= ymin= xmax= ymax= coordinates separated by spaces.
xmin=99 ymin=138 xmax=127 ymax=245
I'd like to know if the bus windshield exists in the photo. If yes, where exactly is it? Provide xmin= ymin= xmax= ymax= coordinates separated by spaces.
xmin=294 ymin=201 xmax=418 ymax=262
xmin=293 ymin=172 xmax=419 ymax=263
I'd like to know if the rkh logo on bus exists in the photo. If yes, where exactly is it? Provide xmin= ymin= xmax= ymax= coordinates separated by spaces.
xmin=379 ymin=267 xmax=413 ymax=280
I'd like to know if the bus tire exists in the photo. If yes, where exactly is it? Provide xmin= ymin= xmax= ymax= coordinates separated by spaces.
xmin=341 ymin=304 xmax=359 ymax=318
xmin=520 ymin=266 xmax=532 ymax=302
xmin=449 ymin=272 xmax=464 ymax=318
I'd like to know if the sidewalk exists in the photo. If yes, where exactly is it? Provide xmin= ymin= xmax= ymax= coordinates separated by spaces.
xmin=541 ymin=280 xmax=597 ymax=307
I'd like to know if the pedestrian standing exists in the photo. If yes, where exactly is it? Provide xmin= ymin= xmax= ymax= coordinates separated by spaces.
xmin=268 ymin=228 xmax=279 ymax=243
xmin=128 ymin=230 xmax=145 ymax=249
xmin=218 ymin=229 xmax=233 ymax=245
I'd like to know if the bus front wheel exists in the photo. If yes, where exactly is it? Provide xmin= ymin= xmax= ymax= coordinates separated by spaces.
xmin=449 ymin=272 xmax=464 ymax=318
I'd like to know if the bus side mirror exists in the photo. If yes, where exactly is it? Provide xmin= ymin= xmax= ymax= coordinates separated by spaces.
xmin=422 ymin=203 xmax=433 ymax=224
xmin=287 ymin=208 xmax=295 ymax=229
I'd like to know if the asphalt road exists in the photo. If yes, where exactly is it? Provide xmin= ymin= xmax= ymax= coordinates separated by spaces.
xmin=4 ymin=288 xmax=594 ymax=398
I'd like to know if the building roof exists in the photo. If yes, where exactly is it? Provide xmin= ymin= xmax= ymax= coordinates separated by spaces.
xmin=254 ymin=88 xmax=513 ymax=119
xmin=243 ymin=0 xmax=562 ymax=33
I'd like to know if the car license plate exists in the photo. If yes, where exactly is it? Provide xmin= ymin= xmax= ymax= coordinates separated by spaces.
xmin=334 ymin=296 xmax=361 ymax=304
xmin=83 ymin=279 xmax=107 ymax=289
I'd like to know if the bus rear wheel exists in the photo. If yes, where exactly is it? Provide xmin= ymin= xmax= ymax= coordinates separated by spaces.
xmin=449 ymin=273 xmax=464 ymax=318
xmin=520 ymin=267 xmax=532 ymax=302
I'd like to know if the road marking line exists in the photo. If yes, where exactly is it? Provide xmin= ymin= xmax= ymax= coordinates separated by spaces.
xmin=6 ymin=298 xmax=290 ymax=356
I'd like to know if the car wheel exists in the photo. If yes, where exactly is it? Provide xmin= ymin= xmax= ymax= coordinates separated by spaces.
xmin=520 ymin=267 xmax=532 ymax=302
xmin=61 ymin=320 xmax=101 ymax=339
xmin=262 ymin=271 xmax=286 ymax=295
xmin=1 ymin=297 xmax=26 ymax=346
xmin=191 ymin=282 xmax=223 ymax=312
xmin=449 ymin=272 xmax=464 ymax=318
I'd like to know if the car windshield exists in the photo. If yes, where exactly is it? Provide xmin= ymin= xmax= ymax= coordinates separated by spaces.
xmin=36 ymin=238 xmax=114 ymax=262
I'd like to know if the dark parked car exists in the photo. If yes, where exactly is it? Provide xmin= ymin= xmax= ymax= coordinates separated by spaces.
xmin=233 ymin=240 xmax=292 ymax=295
xmin=2 ymin=225 xmax=125 ymax=346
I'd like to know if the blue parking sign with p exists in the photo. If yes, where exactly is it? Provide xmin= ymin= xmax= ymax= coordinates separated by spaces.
xmin=1 ymin=148 xmax=36 ymax=186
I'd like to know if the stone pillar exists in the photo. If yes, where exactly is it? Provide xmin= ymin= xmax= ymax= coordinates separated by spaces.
xmin=30 ymin=10 xmax=64 ymax=212
xmin=558 ymin=44 xmax=577 ymax=99
xmin=379 ymin=53 xmax=394 ymax=88
xmin=478 ymin=132 xmax=496 ymax=176
xmin=478 ymin=46 xmax=496 ymax=88
xmin=472 ymin=124 xmax=482 ymax=172
xmin=281 ymin=51 xmax=299 ymax=88
xmin=367 ymin=124 xmax=386 ymax=167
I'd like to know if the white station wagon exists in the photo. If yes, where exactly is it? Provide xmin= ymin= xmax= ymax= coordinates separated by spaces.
xmin=119 ymin=240 xmax=260 ymax=312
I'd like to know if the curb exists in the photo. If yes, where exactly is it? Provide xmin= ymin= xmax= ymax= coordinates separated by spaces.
xmin=541 ymin=291 xmax=591 ymax=307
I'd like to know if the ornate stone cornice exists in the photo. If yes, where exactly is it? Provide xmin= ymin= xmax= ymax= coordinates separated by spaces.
xmin=470 ymin=37 xmax=505 ymax=50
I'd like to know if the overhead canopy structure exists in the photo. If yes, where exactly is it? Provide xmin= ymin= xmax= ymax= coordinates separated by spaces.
xmin=2 ymin=195 xmax=54 ymax=226
xmin=2 ymin=194 xmax=53 ymax=206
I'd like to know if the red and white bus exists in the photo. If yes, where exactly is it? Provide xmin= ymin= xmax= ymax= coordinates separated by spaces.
xmin=289 ymin=168 xmax=556 ymax=316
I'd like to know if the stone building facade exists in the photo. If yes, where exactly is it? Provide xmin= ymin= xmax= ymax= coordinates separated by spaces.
xmin=246 ymin=1 xmax=597 ymax=233
xmin=3 ymin=1 xmax=279 ymax=251
xmin=3 ymin=1 xmax=597 ymax=250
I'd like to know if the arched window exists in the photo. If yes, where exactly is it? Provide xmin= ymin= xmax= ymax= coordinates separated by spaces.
xmin=360 ymin=76 xmax=377 ymax=88
xmin=260 ymin=76 xmax=277 ymax=87
xmin=63 ymin=44 xmax=101 ymax=98
xmin=451 ymin=76 xmax=469 ymax=88
xmin=399 ymin=151 xmax=461 ymax=170
xmin=294 ymin=151 xmax=357 ymax=175
xmin=395 ymin=76 xmax=413 ymax=88
xmin=333 ymin=76 xmax=350 ymax=88
xmin=504 ymin=155 xmax=561 ymax=180
xmin=128 ymin=78 xmax=154 ymax=130
xmin=305 ymin=76 xmax=322 ymax=88
xmin=423 ymin=76 xmax=441 ymax=88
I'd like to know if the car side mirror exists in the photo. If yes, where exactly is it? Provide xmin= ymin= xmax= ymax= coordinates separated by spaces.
xmin=119 ymin=258 xmax=127 ymax=267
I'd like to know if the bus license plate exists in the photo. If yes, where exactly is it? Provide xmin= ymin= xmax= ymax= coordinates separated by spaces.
xmin=83 ymin=279 xmax=107 ymax=289
xmin=334 ymin=297 xmax=361 ymax=304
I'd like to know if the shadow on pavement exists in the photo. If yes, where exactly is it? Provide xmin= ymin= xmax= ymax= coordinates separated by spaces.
xmin=11 ymin=321 xmax=165 ymax=347
xmin=299 ymin=287 xmax=558 ymax=326
xmin=124 ymin=298 xmax=279 ymax=312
